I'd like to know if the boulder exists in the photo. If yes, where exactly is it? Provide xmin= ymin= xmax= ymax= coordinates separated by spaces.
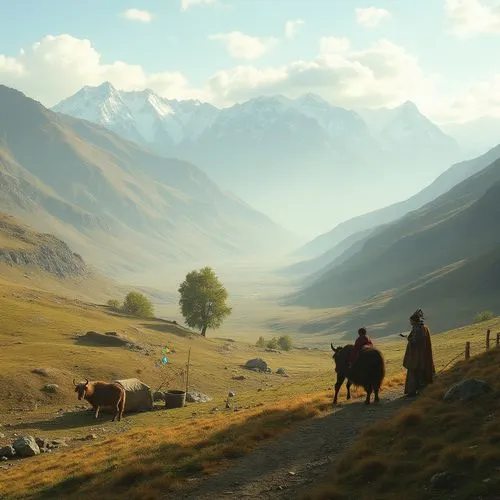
xmin=186 ymin=392 xmax=212 ymax=403
xmin=245 ymin=359 xmax=269 ymax=372
xmin=42 ymin=384 xmax=59 ymax=394
xmin=13 ymin=436 xmax=40 ymax=457
xmin=443 ymin=379 xmax=492 ymax=402
xmin=276 ymin=368 xmax=289 ymax=377
xmin=0 ymin=446 xmax=15 ymax=459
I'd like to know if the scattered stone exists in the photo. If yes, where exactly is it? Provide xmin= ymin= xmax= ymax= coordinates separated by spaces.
xmin=31 ymin=368 xmax=50 ymax=377
xmin=153 ymin=391 xmax=165 ymax=402
xmin=276 ymin=368 xmax=289 ymax=377
xmin=443 ymin=379 xmax=492 ymax=402
xmin=42 ymin=384 xmax=60 ymax=394
xmin=186 ymin=392 xmax=212 ymax=403
xmin=244 ymin=358 xmax=269 ymax=372
xmin=288 ymin=471 xmax=296 ymax=476
xmin=0 ymin=433 xmax=5 ymax=439
xmin=228 ymin=392 xmax=236 ymax=398
xmin=0 ymin=446 xmax=15 ymax=459
xmin=265 ymin=348 xmax=281 ymax=354
xmin=13 ymin=436 xmax=40 ymax=457
xmin=232 ymin=375 xmax=246 ymax=381
xmin=84 ymin=434 xmax=97 ymax=441
xmin=429 ymin=472 xmax=456 ymax=490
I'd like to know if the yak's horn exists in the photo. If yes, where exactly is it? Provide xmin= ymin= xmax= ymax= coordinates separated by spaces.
xmin=85 ymin=378 xmax=89 ymax=385
xmin=331 ymin=343 xmax=335 ymax=351
xmin=72 ymin=378 xmax=77 ymax=386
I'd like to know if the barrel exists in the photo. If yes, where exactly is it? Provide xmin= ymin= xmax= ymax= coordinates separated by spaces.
xmin=165 ymin=390 xmax=186 ymax=409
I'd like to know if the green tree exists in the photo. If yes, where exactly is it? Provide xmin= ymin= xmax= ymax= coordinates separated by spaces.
xmin=178 ymin=266 xmax=232 ymax=337
xmin=107 ymin=299 xmax=121 ymax=311
xmin=278 ymin=335 xmax=293 ymax=351
xmin=122 ymin=291 xmax=154 ymax=318
xmin=266 ymin=337 xmax=279 ymax=350
xmin=474 ymin=310 xmax=494 ymax=323
xmin=256 ymin=336 xmax=266 ymax=348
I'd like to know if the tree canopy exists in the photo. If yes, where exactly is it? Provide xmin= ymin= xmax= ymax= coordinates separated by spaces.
xmin=178 ymin=266 xmax=232 ymax=337
xmin=122 ymin=291 xmax=154 ymax=318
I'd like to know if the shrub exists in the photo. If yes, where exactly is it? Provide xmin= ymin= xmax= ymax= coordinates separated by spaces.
xmin=256 ymin=336 xmax=266 ymax=348
xmin=107 ymin=299 xmax=121 ymax=311
xmin=278 ymin=335 xmax=293 ymax=351
xmin=474 ymin=310 xmax=494 ymax=323
xmin=266 ymin=337 xmax=279 ymax=350
xmin=122 ymin=291 xmax=154 ymax=319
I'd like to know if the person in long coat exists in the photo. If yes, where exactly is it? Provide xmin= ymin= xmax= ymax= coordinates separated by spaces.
xmin=403 ymin=308 xmax=435 ymax=397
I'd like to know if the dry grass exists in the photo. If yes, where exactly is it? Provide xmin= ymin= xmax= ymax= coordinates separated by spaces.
xmin=305 ymin=348 xmax=500 ymax=500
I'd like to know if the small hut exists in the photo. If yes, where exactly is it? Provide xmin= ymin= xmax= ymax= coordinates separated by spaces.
xmin=113 ymin=378 xmax=154 ymax=413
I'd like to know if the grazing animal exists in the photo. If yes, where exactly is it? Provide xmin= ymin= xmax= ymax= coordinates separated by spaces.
xmin=331 ymin=343 xmax=385 ymax=405
xmin=73 ymin=378 xmax=126 ymax=421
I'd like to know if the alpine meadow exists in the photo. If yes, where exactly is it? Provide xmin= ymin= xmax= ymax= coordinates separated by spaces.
xmin=1 ymin=1 xmax=500 ymax=499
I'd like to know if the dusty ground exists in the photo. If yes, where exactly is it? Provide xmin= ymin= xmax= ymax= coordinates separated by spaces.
xmin=176 ymin=387 xmax=408 ymax=500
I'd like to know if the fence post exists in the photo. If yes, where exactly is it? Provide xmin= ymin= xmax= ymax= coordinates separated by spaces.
xmin=465 ymin=341 xmax=471 ymax=360
xmin=486 ymin=329 xmax=491 ymax=350
xmin=497 ymin=333 xmax=500 ymax=347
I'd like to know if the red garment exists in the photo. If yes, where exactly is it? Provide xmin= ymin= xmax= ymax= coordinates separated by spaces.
xmin=349 ymin=335 xmax=373 ymax=365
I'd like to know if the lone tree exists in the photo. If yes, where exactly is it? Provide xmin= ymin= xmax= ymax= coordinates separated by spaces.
xmin=178 ymin=266 xmax=232 ymax=337
xmin=122 ymin=291 xmax=154 ymax=319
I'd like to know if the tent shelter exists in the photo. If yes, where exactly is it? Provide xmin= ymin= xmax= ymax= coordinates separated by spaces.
xmin=113 ymin=378 xmax=154 ymax=413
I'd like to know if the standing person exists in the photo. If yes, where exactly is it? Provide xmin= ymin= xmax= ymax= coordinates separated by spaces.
xmin=403 ymin=309 xmax=435 ymax=397
xmin=349 ymin=327 xmax=373 ymax=368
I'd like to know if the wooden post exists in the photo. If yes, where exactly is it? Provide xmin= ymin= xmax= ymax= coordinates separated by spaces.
xmin=486 ymin=329 xmax=491 ymax=350
xmin=497 ymin=333 xmax=500 ymax=347
xmin=185 ymin=348 xmax=191 ymax=395
xmin=465 ymin=341 xmax=471 ymax=360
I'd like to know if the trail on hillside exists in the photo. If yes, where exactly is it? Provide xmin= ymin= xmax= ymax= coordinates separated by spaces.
xmin=176 ymin=388 xmax=408 ymax=500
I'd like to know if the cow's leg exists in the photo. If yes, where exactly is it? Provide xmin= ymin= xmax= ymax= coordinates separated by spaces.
xmin=365 ymin=384 xmax=372 ymax=405
xmin=374 ymin=385 xmax=380 ymax=403
xmin=333 ymin=375 xmax=345 ymax=405
xmin=94 ymin=405 xmax=100 ymax=419
xmin=346 ymin=380 xmax=352 ymax=400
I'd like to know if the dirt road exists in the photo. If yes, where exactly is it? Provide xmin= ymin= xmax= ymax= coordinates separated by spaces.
xmin=177 ymin=388 xmax=408 ymax=499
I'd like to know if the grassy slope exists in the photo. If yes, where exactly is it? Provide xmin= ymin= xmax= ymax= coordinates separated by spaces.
xmin=307 ymin=347 xmax=500 ymax=500
xmin=0 ymin=270 xmax=498 ymax=498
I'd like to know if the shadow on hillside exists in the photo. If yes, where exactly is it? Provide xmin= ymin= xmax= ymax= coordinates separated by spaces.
xmin=9 ymin=409 xmax=121 ymax=431
xmin=139 ymin=321 xmax=193 ymax=338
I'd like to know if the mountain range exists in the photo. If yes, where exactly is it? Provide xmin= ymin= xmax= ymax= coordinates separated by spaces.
xmin=287 ymin=148 xmax=500 ymax=337
xmin=0 ymin=85 xmax=296 ymax=277
xmin=53 ymin=83 xmax=463 ymax=236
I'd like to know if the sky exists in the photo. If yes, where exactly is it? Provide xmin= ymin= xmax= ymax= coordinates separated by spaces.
xmin=1 ymin=0 xmax=500 ymax=124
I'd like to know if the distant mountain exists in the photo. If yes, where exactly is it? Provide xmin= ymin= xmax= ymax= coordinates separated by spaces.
xmin=297 ymin=143 xmax=500 ymax=258
xmin=53 ymin=83 xmax=462 ymax=235
xmin=288 ymin=154 xmax=500 ymax=336
xmin=442 ymin=117 xmax=500 ymax=158
xmin=0 ymin=85 xmax=296 ymax=277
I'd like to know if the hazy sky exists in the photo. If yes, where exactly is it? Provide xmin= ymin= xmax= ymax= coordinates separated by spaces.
xmin=1 ymin=0 xmax=499 ymax=124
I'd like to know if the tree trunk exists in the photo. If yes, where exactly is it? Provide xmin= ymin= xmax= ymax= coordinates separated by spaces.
xmin=201 ymin=324 xmax=207 ymax=337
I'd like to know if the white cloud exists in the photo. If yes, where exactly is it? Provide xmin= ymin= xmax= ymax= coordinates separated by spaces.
xmin=181 ymin=0 xmax=217 ymax=10
xmin=356 ymin=7 xmax=391 ymax=28
xmin=445 ymin=0 xmax=500 ymax=36
xmin=208 ymin=31 xmax=277 ymax=60
xmin=285 ymin=19 xmax=304 ymax=39
xmin=0 ymin=35 xmax=206 ymax=107
xmin=209 ymin=38 xmax=436 ymax=110
xmin=319 ymin=36 xmax=351 ymax=53
xmin=121 ymin=8 xmax=154 ymax=22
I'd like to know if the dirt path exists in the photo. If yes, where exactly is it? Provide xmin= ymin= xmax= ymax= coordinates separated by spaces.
xmin=177 ymin=388 xmax=408 ymax=500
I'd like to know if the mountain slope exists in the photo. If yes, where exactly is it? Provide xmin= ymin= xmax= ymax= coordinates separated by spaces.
xmin=53 ymin=84 xmax=461 ymax=236
xmin=297 ymin=143 xmax=500 ymax=258
xmin=0 ymin=85 xmax=296 ymax=276
xmin=288 ymin=155 xmax=500 ymax=335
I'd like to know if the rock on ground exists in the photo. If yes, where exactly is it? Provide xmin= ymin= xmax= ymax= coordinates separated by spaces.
xmin=186 ymin=392 xmax=212 ymax=403
xmin=443 ymin=379 xmax=492 ymax=402
xmin=42 ymin=384 xmax=59 ymax=393
xmin=13 ymin=436 xmax=40 ymax=457
xmin=276 ymin=368 xmax=289 ymax=377
xmin=244 ymin=359 xmax=270 ymax=372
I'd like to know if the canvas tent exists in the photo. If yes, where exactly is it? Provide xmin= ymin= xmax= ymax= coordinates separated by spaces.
xmin=113 ymin=378 xmax=154 ymax=413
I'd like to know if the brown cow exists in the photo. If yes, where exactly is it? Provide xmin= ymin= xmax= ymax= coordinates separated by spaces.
xmin=73 ymin=378 xmax=126 ymax=421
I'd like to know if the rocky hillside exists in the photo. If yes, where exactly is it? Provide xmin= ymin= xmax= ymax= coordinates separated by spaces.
xmin=0 ymin=213 xmax=88 ymax=278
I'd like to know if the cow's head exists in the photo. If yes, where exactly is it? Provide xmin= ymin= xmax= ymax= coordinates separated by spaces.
xmin=331 ymin=344 xmax=350 ymax=373
xmin=73 ymin=378 xmax=89 ymax=400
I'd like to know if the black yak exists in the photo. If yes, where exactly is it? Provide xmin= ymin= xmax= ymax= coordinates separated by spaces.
xmin=73 ymin=378 xmax=126 ymax=421
xmin=330 ymin=344 xmax=385 ymax=405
